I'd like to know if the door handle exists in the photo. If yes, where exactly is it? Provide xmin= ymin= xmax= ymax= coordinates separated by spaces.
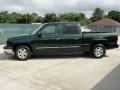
xmin=74 ymin=38 xmax=79 ymax=40
xmin=55 ymin=38 xmax=60 ymax=40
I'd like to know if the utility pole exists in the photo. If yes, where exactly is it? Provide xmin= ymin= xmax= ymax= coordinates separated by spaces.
xmin=26 ymin=13 xmax=28 ymax=24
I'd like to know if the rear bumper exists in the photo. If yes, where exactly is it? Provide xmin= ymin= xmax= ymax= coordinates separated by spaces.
xmin=107 ymin=43 xmax=119 ymax=49
xmin=4 ymin=46 xmax=14 ymax=55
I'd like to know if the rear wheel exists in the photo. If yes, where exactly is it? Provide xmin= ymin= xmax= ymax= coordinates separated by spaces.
xmin=92 ymin=44 xmax=106 ymax=58
xmin=15 ymin=46 xmax=31 ymax=60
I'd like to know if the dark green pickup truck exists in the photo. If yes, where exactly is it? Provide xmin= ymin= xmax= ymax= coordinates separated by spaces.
xmin=4 ymin=22 xmax=119 ymax=60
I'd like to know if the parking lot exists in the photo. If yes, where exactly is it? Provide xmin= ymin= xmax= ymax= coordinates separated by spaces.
xmin=0 ymin=39 xmax=120 ymax=90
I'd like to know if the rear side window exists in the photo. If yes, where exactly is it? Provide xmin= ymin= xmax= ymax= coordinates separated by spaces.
xmin=62 ymin=24 xmax=79 ymax=35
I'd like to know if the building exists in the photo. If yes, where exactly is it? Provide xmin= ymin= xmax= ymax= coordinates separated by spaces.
xmin=88 ymin=18 xmax=120 ymax=33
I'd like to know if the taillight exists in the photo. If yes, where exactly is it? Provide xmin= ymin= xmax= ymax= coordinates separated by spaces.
xmin=116 ymin=35 xmax=118 ymax=44
xmin=117 ymin=36 xmax=118 ymax=41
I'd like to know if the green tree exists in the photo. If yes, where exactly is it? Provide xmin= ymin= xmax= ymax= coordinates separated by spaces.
xmin=32 ymin=13 xmax=43 ymax=23
xmin=30 ymin=13 xmax=43 ymax=23
xmin=17 ymin=14 xmax=34 ymax=24
xmin=80 ymin=18 xmax=91 ymax=26
xmin=0 ymin=11 xmax=95 ymax=25
xmin=59 ymin=12 xmax=80 ymax=22
xmin=91 ymin=8 xmax=105 ymax=22
xmin=0 ymin=11 xmax=9 ymax=23
xmin=9 ymin=12 xmax=23 ymax=23
xmin=0 ymin=11 xmax=43 ymax=24
xmin=43 ymin=13 xmax=59 ymax=22
xmin=79 ymin=13 xmax=91 ymax=25
xmin=35 ymin=16 xmax=43 ymax=23
xmin=59 ymin=12 xmax=90 ymax=25
xmin=108 ymin=11 xmax=120 ymax=22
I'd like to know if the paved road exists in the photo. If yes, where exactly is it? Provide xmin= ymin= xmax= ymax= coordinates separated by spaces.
xmin=0 ymin=45 xmax=120 ymax=90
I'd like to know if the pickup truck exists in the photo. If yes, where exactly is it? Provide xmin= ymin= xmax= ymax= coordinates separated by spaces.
xmin=4 ymin=22 xmax=119 ymax=60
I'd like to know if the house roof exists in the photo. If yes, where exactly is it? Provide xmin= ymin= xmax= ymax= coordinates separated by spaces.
xmin=90 ymin=18 xmax=120 ymax=27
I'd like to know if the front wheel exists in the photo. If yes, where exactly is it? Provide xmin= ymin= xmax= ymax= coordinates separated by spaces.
xmin=15 ymin=46 xmax=31 ymax=60
xmin=92 ymin=44 xmax=106 ymax=58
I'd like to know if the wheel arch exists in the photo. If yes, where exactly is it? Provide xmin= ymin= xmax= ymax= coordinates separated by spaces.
xmin=90 ymin=41 xmax=108 ymax=51
xmin=13 ymin=44 xmax=33 ymax=53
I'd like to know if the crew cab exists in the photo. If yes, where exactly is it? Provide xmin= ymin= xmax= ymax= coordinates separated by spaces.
xmin=4 ymin=22 xmax=119 ymax=60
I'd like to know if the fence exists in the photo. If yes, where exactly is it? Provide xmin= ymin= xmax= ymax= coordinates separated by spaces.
xmin=0 ymin=24 xmax=39 ymax=44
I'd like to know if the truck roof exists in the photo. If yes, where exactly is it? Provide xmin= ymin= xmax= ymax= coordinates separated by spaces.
xmin=45 ymin=22 xmax=80 ymax=25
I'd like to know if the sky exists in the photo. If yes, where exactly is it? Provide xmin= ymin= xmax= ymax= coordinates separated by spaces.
xmin=0 ymin=0 xmax=119 ymax=17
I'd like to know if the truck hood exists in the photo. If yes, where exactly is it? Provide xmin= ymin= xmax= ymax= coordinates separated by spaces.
xmin=7 ymin=34 xmax=36 ymax=44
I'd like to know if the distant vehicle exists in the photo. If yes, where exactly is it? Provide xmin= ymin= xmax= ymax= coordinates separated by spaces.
xmin=32 ymin=23 xmax=42 ymax=25
xmin=4 ymin=22 xmax=119 ymax=60
xmin=81 ymin=26 xmax=91 ymax=32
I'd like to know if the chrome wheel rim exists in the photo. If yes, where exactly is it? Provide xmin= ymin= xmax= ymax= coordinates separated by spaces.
xmin=94 ymin=47 xmax=103 ymax=57
xmin=17 ymin=48 xmax=28 ymax=59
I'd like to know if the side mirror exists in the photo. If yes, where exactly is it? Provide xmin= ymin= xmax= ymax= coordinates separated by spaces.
xmin=37 ymin=32 xmax=42 ymax=37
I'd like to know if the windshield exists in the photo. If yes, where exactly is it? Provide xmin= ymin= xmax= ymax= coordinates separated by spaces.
xmin=32 ymin=24 xmax=43 ymax=35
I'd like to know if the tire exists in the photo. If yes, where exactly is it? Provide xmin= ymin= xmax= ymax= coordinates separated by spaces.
xmin=15 ymin=45 xmax=31 ymax=60
xmin=91 ymin=44 xmax=106 ymax=58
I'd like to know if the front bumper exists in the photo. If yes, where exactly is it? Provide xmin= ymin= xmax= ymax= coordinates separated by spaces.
xmin=4 ymin=46 xmax=14 ymax=55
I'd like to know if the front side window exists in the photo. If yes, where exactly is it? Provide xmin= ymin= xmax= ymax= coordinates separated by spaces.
xmin=42 ymin=25 xmax=59 ymax=36
xmin=62 ymin=24 xmax=79 ymax=35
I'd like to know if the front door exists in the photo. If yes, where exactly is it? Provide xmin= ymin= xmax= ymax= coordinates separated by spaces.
xmin=34 ymin=24 xmax=61 ymax=53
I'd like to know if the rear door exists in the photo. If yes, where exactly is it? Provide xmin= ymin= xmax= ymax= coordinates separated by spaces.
xmin=60 ymin=23 xmax=82 ymax=53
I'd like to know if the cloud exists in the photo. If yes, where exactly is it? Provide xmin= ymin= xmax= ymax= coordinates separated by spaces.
xmin=0 ymin=0 xmax=119 ymax=17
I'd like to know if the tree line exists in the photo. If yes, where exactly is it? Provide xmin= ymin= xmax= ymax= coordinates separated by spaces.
xmin=0 ymin=8 xmax=120 ymax=25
